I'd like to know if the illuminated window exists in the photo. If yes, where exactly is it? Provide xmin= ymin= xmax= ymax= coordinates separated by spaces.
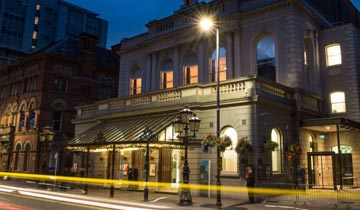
xmin=183 ymin=54 xmax=198 ymax=85
xmin=210 ymin=48 xmax=227 ymax=82
xmin=257 ymin=35 xmax=276 ymax=81
xmin=326 ymin=44 xmax=342 ymax=67
xmin=36 ymin=4 xmax=41 ymax=10
xmin=32 ymin=31 xmax=38 ymax=39
xmin=271 ymin=128 xmax=282 ymax=173
xmin=160 ymin=71 xmax=173 ymax=89
xmin=34 ymin=16 xmax=39 ymax=25
xmin=160 ymin=60 xmax=174 ymax=89
xmin=129 ymin=67 xmax=142 ymax=95
xmin=221 ymin=127 xmax=238 ymax=174
xmin=330 ymin=92 xmax=346 ymax=113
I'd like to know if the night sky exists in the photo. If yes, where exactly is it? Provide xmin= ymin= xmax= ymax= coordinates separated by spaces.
xmin=65 ymin=0 xmax=360 ymax=49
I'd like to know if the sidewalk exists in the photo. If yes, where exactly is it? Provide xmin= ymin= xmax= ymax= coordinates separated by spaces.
xmin=0 ymin=179 xmax=252 ymax=210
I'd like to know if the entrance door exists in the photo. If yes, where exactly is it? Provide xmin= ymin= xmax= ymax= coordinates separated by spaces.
xmin=307 ymin=152 xmax=337 ymax=190
xmin=159 ymin=148 xmax=172 ymax=183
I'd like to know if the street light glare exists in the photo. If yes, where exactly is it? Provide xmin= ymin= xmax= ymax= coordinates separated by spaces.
xmin=199 ymin=17 xmax=214 ymax=31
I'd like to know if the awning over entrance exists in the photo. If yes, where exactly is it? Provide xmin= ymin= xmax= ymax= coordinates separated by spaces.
xmin=301 ymin=117 xmax=360 ymax=132
xmin=67 ymin=113 xmax=176 ymax=147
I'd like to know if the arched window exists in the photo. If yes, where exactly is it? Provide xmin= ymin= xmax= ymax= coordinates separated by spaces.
xmin=309 ymin=134 xmax=316 ymax=152
xmin=23 ymin=143 xmax=31 ymax=171
xmin=14 ymin=144 xmax=21 ymax=171
xmin=221 ymin=127 xmax=238 ymax=174
xmin=257 ymin=35 xmax=276 ymax=81
xmin=183 ymin=54 xmax=198 ymax=85
xmin=160 ymin=60 xmax=174 ymax=89
xmin=210 ymin=48 xmax=226 ymax=82
xmin=129 ymin=66 xmax=142 ymax=95
xmin=271 ymin=128 xmax=282 ymax=173
xmin=330 ymin=91 xmax=346 ymax=113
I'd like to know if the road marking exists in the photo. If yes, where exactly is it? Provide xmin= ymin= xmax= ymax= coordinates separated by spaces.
xmin=265 ymin=204 xmax=308 ymax=210
xmin=151 ymin=197 xmax=168 ymax=202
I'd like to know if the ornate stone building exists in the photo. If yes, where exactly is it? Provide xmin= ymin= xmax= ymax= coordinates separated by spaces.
xmin=0 ymin=34 xmax=118 ymax=175
xmin=68 ymin=0 xmax=360 ymax=199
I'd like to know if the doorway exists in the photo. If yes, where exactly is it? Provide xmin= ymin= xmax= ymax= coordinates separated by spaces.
xmin=307 ymin=152 xmax=336 ymax=190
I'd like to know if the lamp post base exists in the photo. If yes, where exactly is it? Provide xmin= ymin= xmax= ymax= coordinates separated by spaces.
xmin=109 ymin=185 xmax=114 ymax=197
xmin=144 ymin=187 xmax=149 ymax=201
xmin=179 ymin=188 xmax=192 ymax=206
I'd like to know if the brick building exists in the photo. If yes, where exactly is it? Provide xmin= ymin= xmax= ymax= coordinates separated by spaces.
xmin=0 ymin=34 xmax=118 ymax=175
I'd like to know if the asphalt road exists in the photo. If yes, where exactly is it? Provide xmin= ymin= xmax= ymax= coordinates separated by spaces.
xmin=0 ymin=191 xmax=102 ymax=210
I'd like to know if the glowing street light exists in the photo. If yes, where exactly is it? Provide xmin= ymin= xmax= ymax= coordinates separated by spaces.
xmin=199 ymin=16 xmax=222 ymax=207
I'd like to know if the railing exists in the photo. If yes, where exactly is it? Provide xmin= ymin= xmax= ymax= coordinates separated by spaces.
xmin=76 ymin=76 xmax=321 ymax=120
xmin=260 ymin=183 xmax=360 ymax=209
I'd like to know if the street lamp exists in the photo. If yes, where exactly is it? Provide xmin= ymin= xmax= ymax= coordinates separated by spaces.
xmin=173 ymin=106 xmax=201 ymax=206
xmin=199 ymin=16 xmax=222 ymax=207
xmin=37 ymin=126 xmax=55 ymax=174
xmin=138 ymin=126 xmax=155 ymax=201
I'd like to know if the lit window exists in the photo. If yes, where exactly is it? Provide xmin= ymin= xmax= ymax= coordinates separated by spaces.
xmin=221 ymin=127 xmax=238 ymax=174
xmin=183 ymin=66 xmax=198 ymax=85
xmin=36 ymin=4 xmax=41 ymax=11
xmin=160 ymin=71 xmax=173 ymax=89
xmin=257 ymin=35 xmax=276 ymax=81
xmin=210 ymin=48 xmax=227 ymax=82
xmin=271 ymin=128 xmax=282 ymax=173
xmin=160 ymin=60 xmax=174 ymax=89
xmin=183 ymin=54 xmax=198 ymax=85
xmin=32 ymin=31 xmax=38 ymax=39
xmin=326 ymin=44 xmax=342 ymax=67
xmin=34 ymin=16 xmax=39 ymax=25
xmin=31 ymin=45 xmax=36 ymax=49
xmin=130 ymin=78 xmax=141 ymax=95
xmin=330 ymin=92 xmax=346 ymax=113
xmin=129 ymin=67 xmax=142 ymax=95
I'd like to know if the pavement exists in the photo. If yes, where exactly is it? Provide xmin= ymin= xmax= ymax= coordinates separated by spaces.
xmin=0 ymin=179 xmax=256 ymax=210
xmin=1 ymin=178 xmax=360 ymax=210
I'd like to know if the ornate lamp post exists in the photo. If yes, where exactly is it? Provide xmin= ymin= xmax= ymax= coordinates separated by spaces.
xmin=199 ymin=16 xmax=222 ymax=207
xmin=36 ymin=126 xmax=55 ymax=174
xmin=138 ymin=126 xmax=155 ymax=201
xmin=173 ymin=106 xmax=201 ymax=206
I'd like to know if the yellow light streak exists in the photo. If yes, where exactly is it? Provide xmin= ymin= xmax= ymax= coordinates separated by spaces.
xmin=0 ymin=172 xmax=358 ymax=201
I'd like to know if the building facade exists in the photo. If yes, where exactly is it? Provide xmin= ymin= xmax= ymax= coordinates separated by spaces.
xmin=0 ymin=0 xmax=108 ymax=69
xmin=68 ymin=0 xmax=360 ymax=199
xmin=0 ymin=34 xmax=118 ymax=175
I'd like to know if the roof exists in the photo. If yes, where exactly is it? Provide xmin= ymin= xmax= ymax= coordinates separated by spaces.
xmin=67 ymin=113 xmax=180 ymax=147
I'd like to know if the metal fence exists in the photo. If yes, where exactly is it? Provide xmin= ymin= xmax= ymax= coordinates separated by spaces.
xmin=260 ymin=183 xmax=360 ymax=209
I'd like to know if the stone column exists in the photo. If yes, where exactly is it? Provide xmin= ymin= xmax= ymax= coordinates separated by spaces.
xmin=226 ymin=32 xmax=234 ymax=79
xmin=233 ymin=29 xmax=241 ymax=77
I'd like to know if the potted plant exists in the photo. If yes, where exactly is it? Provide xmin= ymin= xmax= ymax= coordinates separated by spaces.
xmin=201 ymin=134 xmax=232 ymax=152
xmin=235 ymin=137 xmax=252 ymax=154
xmin=264 ymin=140 xmax=279 ymax=152
xmin=287 ymin=143 xmax=301 ymax=160
xmin=201 ymin=133 xmax=217 ymax=152
xmin=216 ymin=135 xmax=232 ymax=152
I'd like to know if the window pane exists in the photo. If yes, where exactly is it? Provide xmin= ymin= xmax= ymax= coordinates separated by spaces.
xmin=326 ymin=44 xmax=342 ymax=66
xmin=210 ymin=48 xmax=227 ymax=82
xmin=271 ymin=128 xmax=281 ymax=173
xmin=257 ymin=35 xmax=276 ymax=81
xmin=221 ymin=127 xmax=238 ymax=174
xmin=331 ymin=92 xmax=346 ymax=113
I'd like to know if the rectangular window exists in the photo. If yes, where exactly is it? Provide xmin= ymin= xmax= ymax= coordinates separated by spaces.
xmin=129 ymin=78 xmax=141 ymax=95
xmin=183 ymin=65 xmax=198 ymax=85
xmin=326 ymin=44 xmax=342 ymax=67
xmin=32 ymin=31 xmax=38 ymax=39
xmin=34 ymin=16 xmax=39 ymax=25
xmin=160 ymin=71 xmax=173 ymax=89
xmin=330 ymin=92 xmax=346 ymax=113
xmin=52 ymin=111 xmax=62 ymax=131
xmin=36 ymin=4 xmax=41 ymax=11
xmin=53 ymin=77 xmax=68 ymax=93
